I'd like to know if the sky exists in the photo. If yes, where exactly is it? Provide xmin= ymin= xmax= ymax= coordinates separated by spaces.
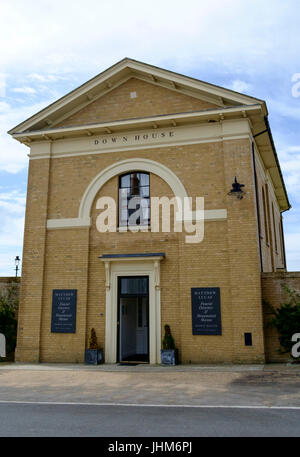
xmin=0 ymin=0 xmax=299 ymax=275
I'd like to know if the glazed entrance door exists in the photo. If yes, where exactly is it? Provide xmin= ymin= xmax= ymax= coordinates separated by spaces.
xmin=118 ymin=276 xmax=149 ymax=363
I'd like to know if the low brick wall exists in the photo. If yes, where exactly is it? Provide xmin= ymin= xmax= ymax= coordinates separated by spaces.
xmin=262 ymin=272 xmax=300 ymax=362
xmin=0 ymin=277 xmax=20 ymax=294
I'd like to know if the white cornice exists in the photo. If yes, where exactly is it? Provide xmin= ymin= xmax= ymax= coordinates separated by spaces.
xmin=28 ymin=120 xmax=252 ymax=160
xmin=13 ymin=104 xmax=261 ymax=143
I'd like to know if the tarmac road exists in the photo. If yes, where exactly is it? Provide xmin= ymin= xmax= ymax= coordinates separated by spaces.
xmin=0 ymin=402 xmax=300 ymax=437
xmin=0 ymin=363 xmax=300 ymax=437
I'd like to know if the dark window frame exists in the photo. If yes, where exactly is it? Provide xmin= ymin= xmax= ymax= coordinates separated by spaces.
xmin=118 ymin=172 xmax=150 ymax=227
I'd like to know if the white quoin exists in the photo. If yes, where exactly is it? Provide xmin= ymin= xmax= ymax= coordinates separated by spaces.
xmin=0 ymin=334 xmax=6 ymax=358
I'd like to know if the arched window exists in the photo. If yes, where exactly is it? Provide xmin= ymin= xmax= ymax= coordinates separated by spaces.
xmin=119 ymin=172 xmax=150 ymax=227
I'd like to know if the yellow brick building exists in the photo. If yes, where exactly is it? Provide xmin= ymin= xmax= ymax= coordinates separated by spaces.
xmin=9 ymin=58 xmax=290 ymax=364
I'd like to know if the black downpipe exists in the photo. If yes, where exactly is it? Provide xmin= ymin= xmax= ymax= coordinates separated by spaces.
xmin=263 ymin=116 xmax=291 ymax=212
xmin=280 ymin=215 xmax=287 ymax=270
xmin=251 ymin=141 xmax=263 ymax=272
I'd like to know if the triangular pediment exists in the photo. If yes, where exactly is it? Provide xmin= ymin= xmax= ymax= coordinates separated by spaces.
xmin=8 ymin=58 xmax=265 ymax=135
xmin=55 ymin=77 xmax=223 ymax=129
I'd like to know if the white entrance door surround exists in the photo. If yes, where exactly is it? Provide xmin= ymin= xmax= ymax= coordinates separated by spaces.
xmin=100 ymin=253 xmax=165 ymax=364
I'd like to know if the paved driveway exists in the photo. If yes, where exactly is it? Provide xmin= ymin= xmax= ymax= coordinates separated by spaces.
xmin=0 ymin=363 xmax=300 ymax=407
xmin=0 ymin=363 xmax=300 ymax=437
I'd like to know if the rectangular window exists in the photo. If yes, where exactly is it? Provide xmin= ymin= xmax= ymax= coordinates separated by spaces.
xmin=272 ymin=203 xmax=278 ymax=252
xmin=119 ymin=172 xmax=150 ymax=227
xmin=244 ymin=333 xmax=253 ymax=347
xmin=262 ymin=186 xmax=269 ymax=244
xmin=120 ymin=277 xmax=149 ymax=296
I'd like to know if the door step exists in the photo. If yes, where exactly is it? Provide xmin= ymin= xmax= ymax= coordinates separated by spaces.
xmin=118 ymin=361 xmax=148 ymax=366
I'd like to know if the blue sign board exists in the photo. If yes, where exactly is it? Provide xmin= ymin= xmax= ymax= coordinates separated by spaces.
xmin=191 ymin=288 xmax=222 ymax=335
xmin=51 ymin=290 xmax=77 ymax=333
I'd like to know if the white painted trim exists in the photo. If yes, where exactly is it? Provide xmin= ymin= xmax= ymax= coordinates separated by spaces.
xmin=101 ymin=256 xmax=165 ymax=263
xmin=15 ymin=105 xmax=260 ymax=141
xmin=204 ymin=209 xmax=227 ymax=221
xmin=135 ymin=74 xmax=225 ymax=107
xmin=102 ymin=259 xmax=163 ymax=364
xmin=29 ymin=135 xmax=251 ymax=161
xmin=47 ymin=218 xmax=91 ymax=229
xmin=46 ymin=210 xmax=227 ymax=230
xmin=78 ymin=158 xmax=189 ymax=220
xmin=118 ymin=225 xmax=150 ymax=232
xmin=45 ymin=158 xmax=228 ymax=230
xmin=27 ymin=120 xmax=252 ymax=160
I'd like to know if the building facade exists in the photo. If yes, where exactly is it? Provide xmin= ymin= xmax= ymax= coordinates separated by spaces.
xmin=9 ymin=58 xmax=290 ymax=364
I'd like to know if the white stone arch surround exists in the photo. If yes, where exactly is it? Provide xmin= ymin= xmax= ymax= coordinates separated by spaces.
xmin=79 ymin=158 xmax=188 ymax=220
xmin=46 ymin=157 xmax=228 ymax=229
xmin=47 ymin=158 xmax=189 ymax=229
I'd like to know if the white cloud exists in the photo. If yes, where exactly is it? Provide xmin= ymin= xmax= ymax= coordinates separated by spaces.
xmin=0 ymin=74 xmax=7 ymax=98
xmin=0 ymin=253 xmax=22 ymax=277
xmin=0 ymin=215 xmax=24 ymax=248
xmin=0 ymin=0 xmax=299 ymax=75
xmin=228 ymin=80 xmax=252 ymax=94
xmin=0 ymin=189 xmax=25 ymax=275
xmin=277 ymin=144 xmax=300 ymax=204
xmin=0 ymin=102 xmax=10 ymax=112
xmin=0 ymin=190 xmax=26 ymax=214
xmin=268 ymin=99 xmax=300 ymax=121
xmin=28 ymin=73 xmax=70 ymax=83
xmin=285 ymin=232 xmax=300 ymax=272
xmin=12 ymin=86 xmax=37 ymax=95
xmin=0 ymin=99 xmax=56 ymax=173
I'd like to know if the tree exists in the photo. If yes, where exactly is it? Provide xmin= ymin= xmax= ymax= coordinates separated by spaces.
xmin=0 ymin=283 xmax=19 ymax=357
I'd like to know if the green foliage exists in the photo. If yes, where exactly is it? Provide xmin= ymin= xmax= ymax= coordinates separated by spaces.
xmin=162 ymin=324 xmax=175 ymax=350
xmin=0 ymin=284 xmax=19 ymax=356
xmin=89 ymin=328 xmax=98 ymax=350
xmin=266 ymin=285 xmax=300 ymax=358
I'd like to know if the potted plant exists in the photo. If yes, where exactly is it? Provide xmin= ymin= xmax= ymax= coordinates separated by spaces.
xmin=85 ymin=328 xmax=103 ymax=365
xmin=161 ymin=324 xmax=179 ymax=365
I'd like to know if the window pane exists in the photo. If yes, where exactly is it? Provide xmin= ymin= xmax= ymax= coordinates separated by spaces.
xmin=139 ymin=173 xmax=149 ymax=186
xmin=140 ymin=186 xmax=149 ymax=197
xmin=119 ymin=188 xmax=129 ymax=199
xmin=138 ymin=301 xmax=143 ymax=327
xmin=120 ymin=174 xmax=130 ymax=188
xmin=120 ymin=277 xmax=148 ymax=295
xmin=141 ymin=198 xmax=150 ymax=224
xmin=119 ymin=189 xmax=128 ymax=226
xmin=119 ymin=208 xmax=128 ymax=226
xmin=130 ymin=173 xmax=140 ymax=196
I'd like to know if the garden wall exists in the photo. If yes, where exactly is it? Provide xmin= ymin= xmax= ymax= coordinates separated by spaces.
xmin=262 ymin=272 xmax=300 ymax=362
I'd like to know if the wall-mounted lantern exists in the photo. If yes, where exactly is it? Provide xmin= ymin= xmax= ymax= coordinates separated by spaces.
xmin=228 ymin=177 xmax=245 ymax=200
